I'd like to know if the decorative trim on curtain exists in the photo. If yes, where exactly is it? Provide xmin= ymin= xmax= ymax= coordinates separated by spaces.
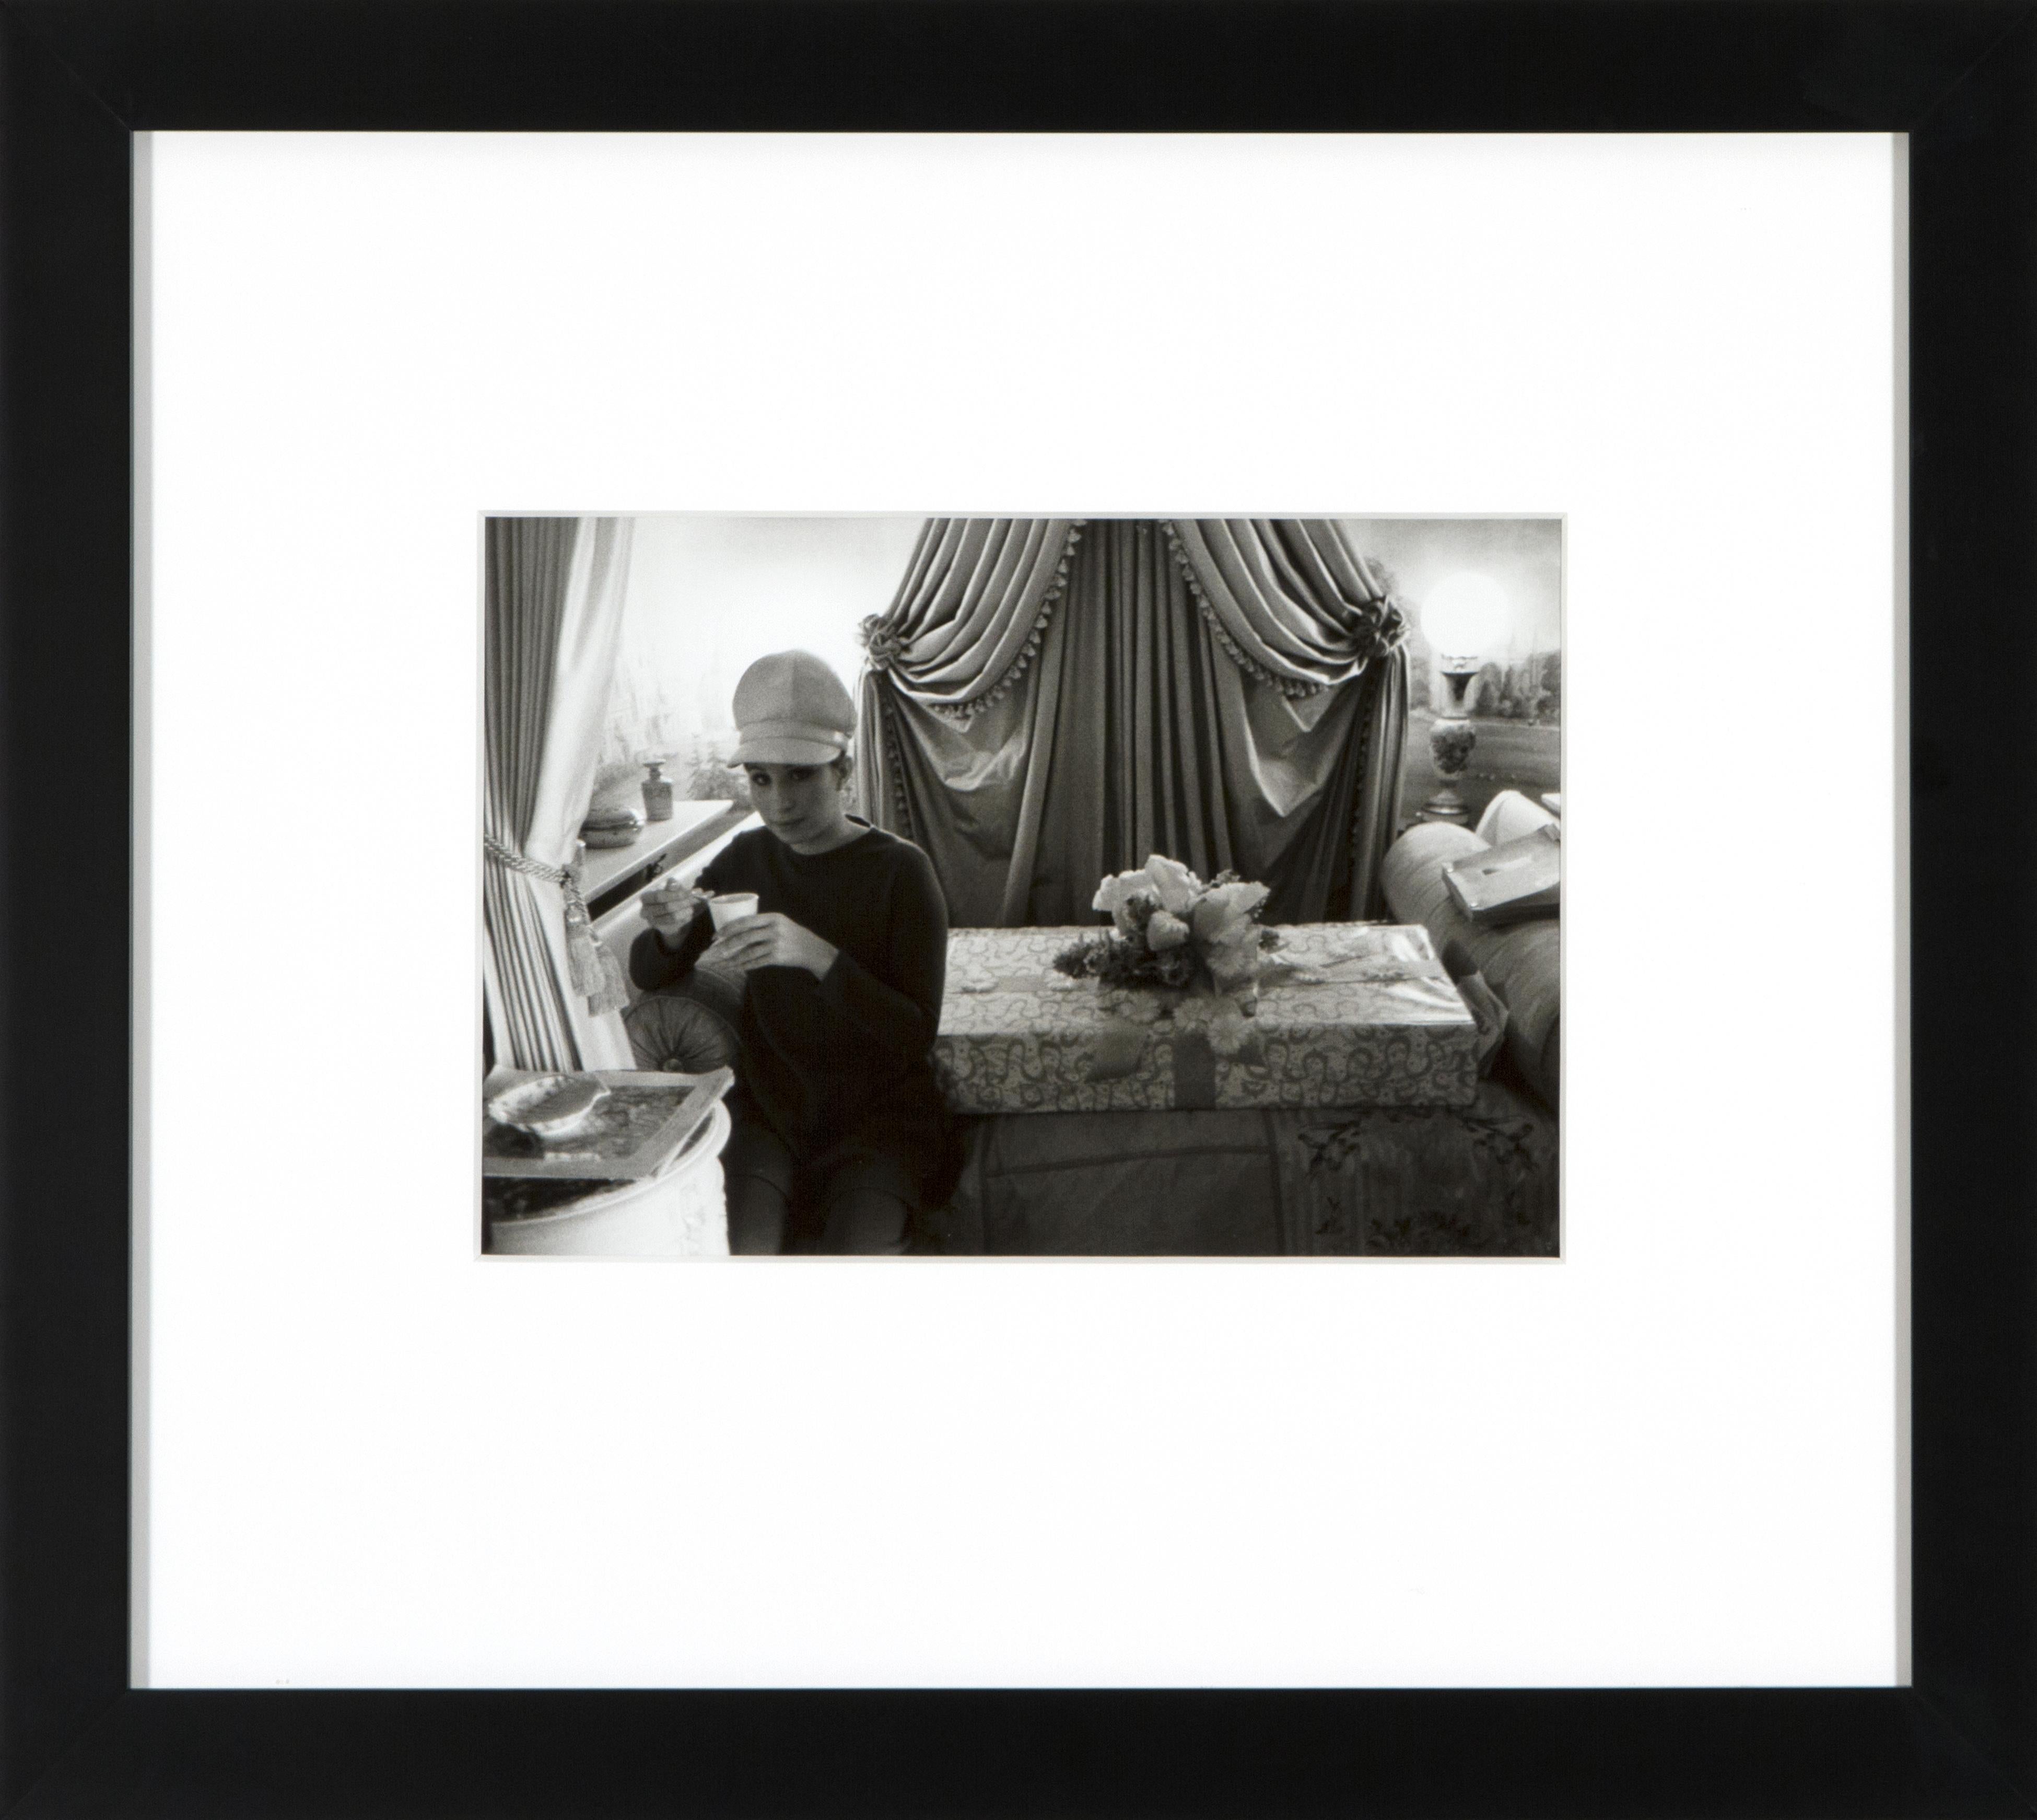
xmin=483 ymin=515 xmax=636 ymax=1072
xmin=872 ymin=687 xmax=917 ymax=841
xmin=1162 ymin=519 xmax=1407 ymax=697
xmin=857 ymin=518 xmax=1085 ymax=720
xmin=1342 ymin=644 xmax=1410 ymax=920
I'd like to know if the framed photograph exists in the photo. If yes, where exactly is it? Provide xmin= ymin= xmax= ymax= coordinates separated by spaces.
xmin=479 ymin=510 xmax=1560 ymax=1261
xmin=6 ymin=3 xmax=2033 ymax=1815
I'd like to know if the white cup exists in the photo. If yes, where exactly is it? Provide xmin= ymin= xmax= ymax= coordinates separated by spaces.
xmin=707 ymin=892 xmax=759 ymax=931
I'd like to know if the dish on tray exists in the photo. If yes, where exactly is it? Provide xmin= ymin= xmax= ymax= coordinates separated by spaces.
xmin=486 ymin=1072 xmax=610 ymax=1140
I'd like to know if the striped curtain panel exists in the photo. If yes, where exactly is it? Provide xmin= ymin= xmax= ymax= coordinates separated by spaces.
xmin=483 ymin=516 xmax=636 ymax=1072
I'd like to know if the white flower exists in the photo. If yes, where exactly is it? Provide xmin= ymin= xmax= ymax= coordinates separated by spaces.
xmin=1141 ymin=854 xmax=1204 ymax=916
xmin=1205 ymin=927 xmax=1265 ymax=994
xmin=1093 ymin=870 xmax=1157 ymax=935
xmin=1101 ymin=986 xmax=1170 ymax=1024
xmin=1191 ymin=880 xmax=1270 ymax=942
xmin=1146 ymin=909 xmax=1192 ymax=951
xmin=1209 ymin=878 xmax=1270 ymax=918
xmin=1204 ymin=1000 xmax=1254 ymax=1057
xmin=1173 ymin=987 xmax=1255 ymax=1053
xmin=1211 ymin=927 xmax=1261 ymax=965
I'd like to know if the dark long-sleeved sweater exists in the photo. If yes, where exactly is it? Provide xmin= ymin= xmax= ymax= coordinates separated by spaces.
xmin=629 ymin=820 xmax=955 ymax=1195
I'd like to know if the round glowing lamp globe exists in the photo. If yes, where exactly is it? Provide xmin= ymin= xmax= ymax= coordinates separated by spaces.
xmin=1420 ymin=572 xmax=1509 ymax=669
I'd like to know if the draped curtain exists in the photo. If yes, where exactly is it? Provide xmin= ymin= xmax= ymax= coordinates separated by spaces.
xmin=483 ymin=516 xmax=637 ymax=1071
xmin=857 ymin=518 xmax=1407 ymax=928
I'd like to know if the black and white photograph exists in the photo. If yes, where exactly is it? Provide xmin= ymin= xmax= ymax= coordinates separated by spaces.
xmin=482 ymin=514 xmax=1561 ymax=1257
xmin=12 ymin=0 xmax=2023 ymax=1801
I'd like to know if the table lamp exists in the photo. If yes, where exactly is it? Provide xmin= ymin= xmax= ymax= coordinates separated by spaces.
xmin=1417 ymin=571 xmax=1509 ymax=825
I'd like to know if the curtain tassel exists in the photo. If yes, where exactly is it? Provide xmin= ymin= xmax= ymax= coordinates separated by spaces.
xmin=485 ymin=836 xmax=631 ymax=1017
xmin=560 ymin=887 xmax=630 ymax=1016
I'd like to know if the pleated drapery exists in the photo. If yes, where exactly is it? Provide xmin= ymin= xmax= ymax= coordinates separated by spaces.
xmin=483 ymin=516 xmax=637 ymax=1071
xmin=856 ymin=518 xmax=1409 ymax=928
xmin=1164 ymin=518 xmax=1405 ymax=694
xmin=854 ymin=518 xmax=1082 ymax=713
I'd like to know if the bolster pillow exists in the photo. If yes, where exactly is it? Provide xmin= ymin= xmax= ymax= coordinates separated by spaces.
xmin=1381 ymin=823 xmax=1561 ymax=1112
xmin=1475 ymin=788 xmax=1560 ymax=847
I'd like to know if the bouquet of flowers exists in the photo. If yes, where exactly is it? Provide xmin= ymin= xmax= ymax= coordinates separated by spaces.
xmin=1053 ymin=854 xmax=1280 ymax=1007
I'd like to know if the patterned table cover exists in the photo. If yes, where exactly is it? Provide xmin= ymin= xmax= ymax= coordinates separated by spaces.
xmin=935 ymin=924 xmax=1479 ymax=1114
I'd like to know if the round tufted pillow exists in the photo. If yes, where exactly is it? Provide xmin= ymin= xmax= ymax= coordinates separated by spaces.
xmin=622 ymin=969 xmax=745 ymax=1074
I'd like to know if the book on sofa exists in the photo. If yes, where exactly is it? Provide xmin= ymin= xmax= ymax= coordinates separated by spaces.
xmin=1442 ymin=823 xmax=1561 ymax=925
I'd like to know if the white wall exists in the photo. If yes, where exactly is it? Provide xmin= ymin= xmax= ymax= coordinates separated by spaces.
xmin=593 ymin=514 xmax=924 ymax=803
xmin=1346 ymin=517 xmax=1563 ymax=661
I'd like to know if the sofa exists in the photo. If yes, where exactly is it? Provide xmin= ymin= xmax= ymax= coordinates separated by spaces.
xmin=1378 ymin=791 xmax=1560 ymax=1115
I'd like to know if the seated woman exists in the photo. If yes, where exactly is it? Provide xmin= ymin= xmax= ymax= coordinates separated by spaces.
xmin=629 ymin=650 xmax=958 ymax=1255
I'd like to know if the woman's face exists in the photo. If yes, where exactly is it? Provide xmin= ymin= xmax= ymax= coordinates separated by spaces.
xmin=745 ymin=761 xmax=853 ymax=854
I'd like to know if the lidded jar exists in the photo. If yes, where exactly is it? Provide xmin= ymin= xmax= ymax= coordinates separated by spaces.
xmin=641 ymin=758 xmax=674 ymax=823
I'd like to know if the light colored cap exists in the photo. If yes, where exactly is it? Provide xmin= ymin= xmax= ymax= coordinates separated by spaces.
xmin=731 ymin=650 xmax=856 ymax=765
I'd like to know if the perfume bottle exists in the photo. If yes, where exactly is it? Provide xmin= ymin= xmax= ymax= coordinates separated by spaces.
xmin=641 ymin=759 xmax=674 ymax=823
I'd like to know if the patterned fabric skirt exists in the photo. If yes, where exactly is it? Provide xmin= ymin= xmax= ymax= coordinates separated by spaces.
xmin=934 ymin=1076 xmax=1555 ymax=1257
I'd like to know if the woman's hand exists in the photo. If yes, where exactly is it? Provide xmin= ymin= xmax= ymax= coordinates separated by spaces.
xmin=704 ymin=912 xmax=839 ymax=981
xmin=641 ymin=878 xmax=705 ymax=944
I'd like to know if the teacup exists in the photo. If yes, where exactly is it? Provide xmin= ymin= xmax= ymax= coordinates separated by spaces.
xmin=707 ymin=891 xmax=760 ymax=931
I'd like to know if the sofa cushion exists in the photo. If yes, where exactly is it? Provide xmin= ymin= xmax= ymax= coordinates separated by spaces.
xmin=1382 ymin=822 xmax=1560 ymax=1112
xmin=1474 ymin=788 xmax=1559 ymax=847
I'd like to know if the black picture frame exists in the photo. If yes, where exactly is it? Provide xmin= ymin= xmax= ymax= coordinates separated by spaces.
xmin=4 ymin=3 xmax=2032 ymax=1813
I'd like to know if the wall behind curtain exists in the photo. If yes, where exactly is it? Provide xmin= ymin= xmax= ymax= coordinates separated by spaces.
xmin=1351 ymin=518 xmax=1563 ymax=826
xmin=1348 ymin=517 xmax=1563 ymax=712
xmin=590 ymin=515 xmax=922 ymax=811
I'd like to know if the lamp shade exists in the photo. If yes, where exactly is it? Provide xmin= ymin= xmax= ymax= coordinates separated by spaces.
xmin=1420 ymin=571 xmax=1509 ymax=665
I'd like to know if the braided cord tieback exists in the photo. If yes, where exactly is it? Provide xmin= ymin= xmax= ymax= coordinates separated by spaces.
xmin=484 ymin=836 xmax=629 ymax=1017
